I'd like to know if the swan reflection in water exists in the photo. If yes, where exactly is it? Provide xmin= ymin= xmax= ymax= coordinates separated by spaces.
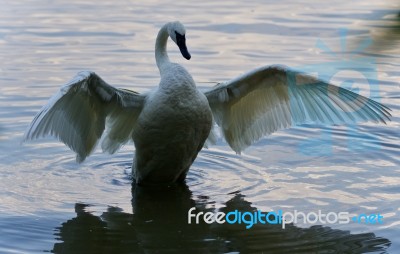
xmin=52 ymin=183 xmax=391 ymax=253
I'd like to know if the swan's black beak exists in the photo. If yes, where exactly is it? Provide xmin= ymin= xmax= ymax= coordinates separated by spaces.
xmin=176 ymin=32 xmax=191 ymax=60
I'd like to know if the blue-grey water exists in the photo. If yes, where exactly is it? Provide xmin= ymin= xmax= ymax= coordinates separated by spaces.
xmin=0 ymin=0 xmax=399 ymax=253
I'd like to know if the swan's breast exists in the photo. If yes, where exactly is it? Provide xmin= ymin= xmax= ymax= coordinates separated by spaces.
xmin=159 ymin=63 xmax=196 ymax=90
xmin=131 ymin=64 xmax=212 ymax=183
xmin=135 ymin=63 xmax=212 ymax=138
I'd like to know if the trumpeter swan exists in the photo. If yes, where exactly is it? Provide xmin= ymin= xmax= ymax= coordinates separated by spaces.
xmin=24 ymin=21 xmax=391 ymax=185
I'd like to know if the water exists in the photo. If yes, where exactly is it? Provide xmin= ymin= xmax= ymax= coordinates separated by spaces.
xmin=0 ymin=0 xmax=399 ymax=253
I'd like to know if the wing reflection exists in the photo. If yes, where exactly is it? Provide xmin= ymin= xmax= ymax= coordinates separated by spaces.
xmin=52 ymin=183 xmax=390 ymax=253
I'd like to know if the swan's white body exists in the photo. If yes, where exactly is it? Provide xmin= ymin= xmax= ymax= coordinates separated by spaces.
xmin=24 ymin=21 xmax=391 ymax=185
xmin=133 ymin=62 xmax=212 ymax=183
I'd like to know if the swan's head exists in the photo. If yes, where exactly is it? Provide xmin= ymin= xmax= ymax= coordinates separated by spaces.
xmin=167 ymin=21 xmax=191 ymax=60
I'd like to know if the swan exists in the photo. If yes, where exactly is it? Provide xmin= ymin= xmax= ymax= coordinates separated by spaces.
xmin=24 ymin=21 xmax=392 ymax=185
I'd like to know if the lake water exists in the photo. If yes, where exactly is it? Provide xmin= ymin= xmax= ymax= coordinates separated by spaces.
xmin=0 ymin=0 xmax=399 ymax=253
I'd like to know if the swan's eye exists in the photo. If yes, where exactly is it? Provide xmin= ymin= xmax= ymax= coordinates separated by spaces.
xmin=175 ymin=31 xmax=185 ymax=45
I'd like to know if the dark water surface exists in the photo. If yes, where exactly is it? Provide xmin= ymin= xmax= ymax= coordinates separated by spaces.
xmin=0 ymin=0 xmax=399 ymax=253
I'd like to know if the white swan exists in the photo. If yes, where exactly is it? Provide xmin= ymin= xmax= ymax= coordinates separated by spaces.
xmin=24 ymin=21 xmax=391 ymax=185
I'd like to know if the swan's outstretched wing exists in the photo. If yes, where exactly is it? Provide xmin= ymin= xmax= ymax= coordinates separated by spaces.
xmin=205 ymin=65 xmax=391 ymax=153
xmin=24 ymin=71 xmax=146 ymax=162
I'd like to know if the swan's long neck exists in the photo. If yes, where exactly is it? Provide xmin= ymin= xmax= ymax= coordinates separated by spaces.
xmin=155 ymin=24 xmax=170 ymax=72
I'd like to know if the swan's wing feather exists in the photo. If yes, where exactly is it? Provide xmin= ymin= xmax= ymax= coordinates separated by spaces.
xmin=205 ymin=65 xmax=391 ymax=153
xmin=24 ymin=71 xmax=146 ymax=162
